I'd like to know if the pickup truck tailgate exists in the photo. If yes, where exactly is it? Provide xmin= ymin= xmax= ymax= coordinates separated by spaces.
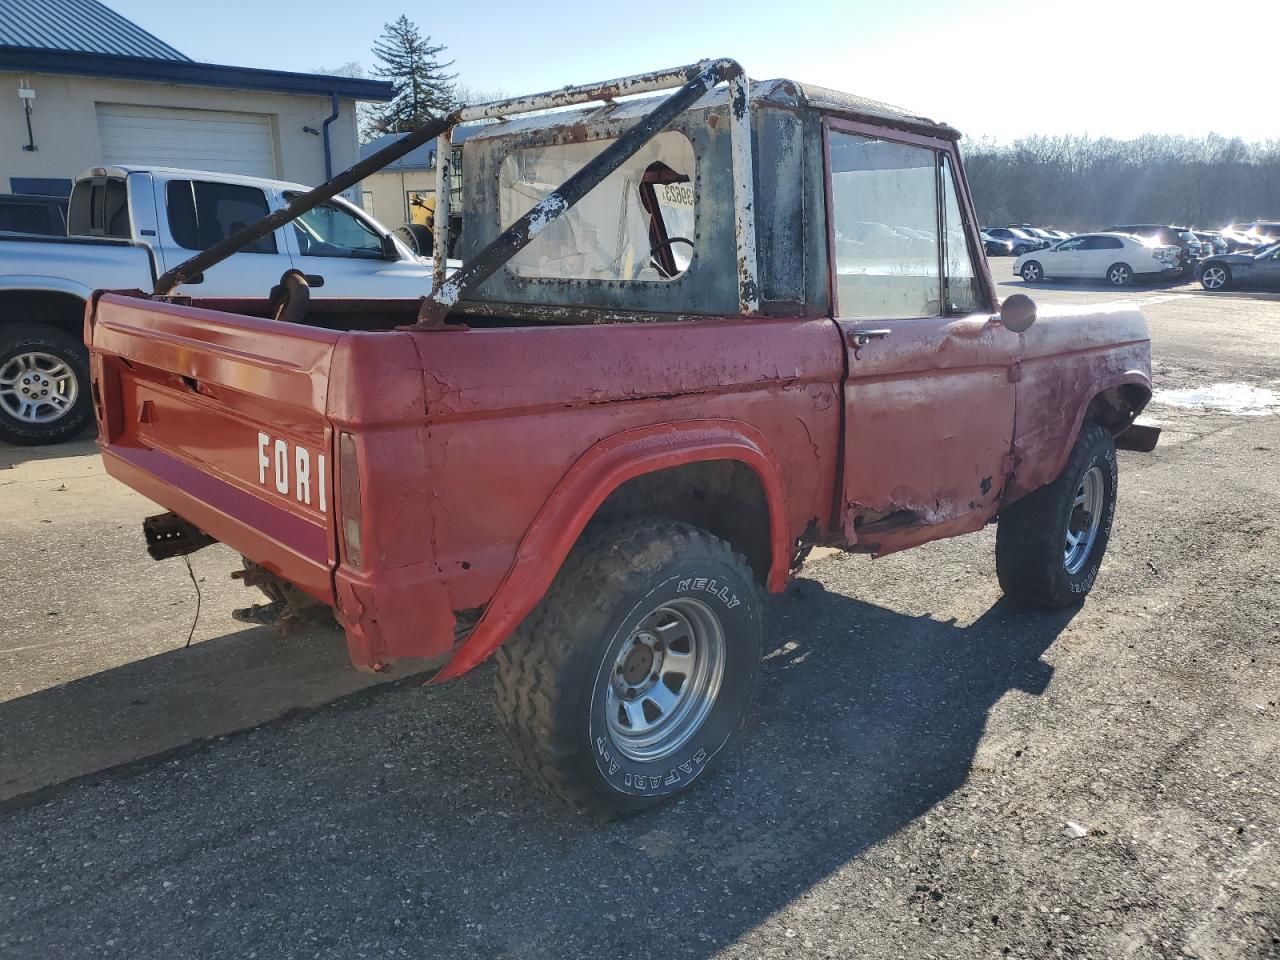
xmin=89 ymin=293 xmax=340 ymax=602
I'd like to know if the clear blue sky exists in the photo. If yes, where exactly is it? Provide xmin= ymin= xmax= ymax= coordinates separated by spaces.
xmin=110 ymin=0 xmax=1275 ymax=142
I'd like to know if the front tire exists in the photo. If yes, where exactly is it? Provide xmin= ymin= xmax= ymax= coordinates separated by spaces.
xmin=494 ymin=519 xmax=763 ymax=817
xmin=1106 ymin=262 xmax=1134 ymax=286
xmin=996 ymin=422 xmax=1118 ymax=608
xmin=0 ymin=323 xmax=92 ymax=446
xmin=1200 ymin=263 xmax=1231 ymax=291
xmin=1021 ymin=260 xmax=1044 ymax=283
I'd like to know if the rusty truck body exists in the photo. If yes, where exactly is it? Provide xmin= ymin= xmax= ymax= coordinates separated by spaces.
xmin=86 ymin=60 xmax=1157 ymax=815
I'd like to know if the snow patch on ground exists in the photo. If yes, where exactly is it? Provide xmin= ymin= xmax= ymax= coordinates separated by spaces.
xmin=1153 ymin=383 xmax=1280 ymax=416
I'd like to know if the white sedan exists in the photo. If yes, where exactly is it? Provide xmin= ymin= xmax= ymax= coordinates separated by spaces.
xmin=1015 ymin=232 xmax=1181 ymax=286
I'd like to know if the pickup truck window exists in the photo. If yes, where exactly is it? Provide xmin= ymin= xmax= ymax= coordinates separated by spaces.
xmin=0 ymin=200 xmax=60 ymax=236
xmin=941 ymin=154 xmax=984 ymax=314
xmin=165 ymin=180 xmax=276 ymax=254
xmin=285 ymin=194 xmax=385 ymax=259
xmin=498 ymin=131 xmax=696 ymax=282
xmin=829 ymin=132 xmax=941 ymax=319
xmin=67 ymin=176 xmax=129 ymax=239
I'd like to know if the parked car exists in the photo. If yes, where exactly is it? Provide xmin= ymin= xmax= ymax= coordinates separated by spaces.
xmin=980 ymin=230 xmax=1015 ymax=256
xmin=1015 ymin=232 xmax=1181 ymax=286
xmin=1008 ymin=224 xmax=1061 ymax=247
xmin=1228 ymin=221 xmax=1280 ymax=244
xmin=982 ymin=226 xmax=1048 ymax=254
xmin=1193 ymin=231 xmax=1229 ymax=255
xmin=1104 ymin=225 xmax=1200 ymax=275
xmin=85 ymin=62 xmax=1159 ymax=816
xmin=1218 ymin=226 xmax=1270 ymax=252
xmin=1197 ymin=242 xmax=1280 ymax=291
xmin=0 ymin=166 xmax=438 ymax=445
xmin=0 ymin=193 xmax=67 ymax=237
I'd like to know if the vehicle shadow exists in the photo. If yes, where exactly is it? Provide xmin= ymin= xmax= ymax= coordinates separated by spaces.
xmin=0 ymin=432 xmax=98 ymax=469
xmin=0 ymin=616 xmax=423 ymax=804
xmin=0 ymin=576 xmax=1077 ymax=959
xmin=1000 ymin=274 xmax=1280 ymax=302
xmin=997 ymin=275 xmax=1189 ymax=294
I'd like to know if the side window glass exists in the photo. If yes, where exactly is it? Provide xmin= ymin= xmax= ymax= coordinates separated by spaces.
xmin=1060 ymin=238 xmax=1085 ymax=251
xmin=287 ymin=194 xmax=386 ymax=259
xmin=1104 ymin=237 xmax=1123 ymax=249
xmin=166 ymin=180 xmax=276 ymax=254
xmin=829 ymin=131 xmax=940 ymax=319
xmin=941 ymin=154 xmax=984 ymax=313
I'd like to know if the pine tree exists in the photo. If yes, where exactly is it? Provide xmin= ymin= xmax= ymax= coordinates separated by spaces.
xmin=366 ymin=16 xmax=457 ymax=136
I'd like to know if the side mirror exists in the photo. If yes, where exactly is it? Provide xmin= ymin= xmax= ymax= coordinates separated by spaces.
xmin=999 ymin=293 xmax=1037 ymax=333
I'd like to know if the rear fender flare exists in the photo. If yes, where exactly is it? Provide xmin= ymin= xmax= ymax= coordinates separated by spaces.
xmin=430 ymin=419 xmax=792 ymax=683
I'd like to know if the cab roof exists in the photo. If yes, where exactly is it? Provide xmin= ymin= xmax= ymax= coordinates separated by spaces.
xmin=464 ymin=77 xmax=958 ymax=144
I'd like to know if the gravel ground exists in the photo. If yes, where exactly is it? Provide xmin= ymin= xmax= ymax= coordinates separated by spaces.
xmin=1 ymin=263 xmax=1277 ymax=959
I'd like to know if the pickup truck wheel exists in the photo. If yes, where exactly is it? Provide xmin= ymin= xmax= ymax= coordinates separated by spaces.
xmin=493 ymin=519 xmax=762 ymax=817
xmin=995 ymin=422 xmax=1117 ymax=608
xmin=0 ymin=323 xmax=92 ymax=446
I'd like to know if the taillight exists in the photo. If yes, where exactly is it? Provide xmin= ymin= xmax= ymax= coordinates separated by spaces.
xmin=338 ymin=431 xmax=363 ymax=568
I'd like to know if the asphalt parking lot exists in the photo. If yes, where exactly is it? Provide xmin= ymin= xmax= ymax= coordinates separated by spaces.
xmin=1 ymin=261 xmax=1277 ymax=959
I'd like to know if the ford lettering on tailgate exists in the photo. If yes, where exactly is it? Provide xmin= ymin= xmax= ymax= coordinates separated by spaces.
xmin=257 ymin=432 xmax=327 ymax=514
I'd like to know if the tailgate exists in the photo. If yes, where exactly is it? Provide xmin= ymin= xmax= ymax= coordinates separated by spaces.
xmin=89 ymin=292 xmax=341 ymax=602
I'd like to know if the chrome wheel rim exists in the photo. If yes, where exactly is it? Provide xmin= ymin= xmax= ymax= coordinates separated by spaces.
xmin=605 ymin=597 xmax=725 ymax=762
xmin=1024 ymin=264 xmax=1040 ymax=281
xmin=1203 ymin=266 xmax=1226 ymax=289
xmin=1109 ymin=266 xmax=1129 ymax=285
xmin=1064 ymin=465 xmax=1105 ymax=575
xmin=0 ymin=352 xmax=78 ymax=424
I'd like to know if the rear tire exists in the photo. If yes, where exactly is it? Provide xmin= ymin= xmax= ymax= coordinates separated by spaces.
xmin=0 ymin=323 xmax=92 ymax=446
xmin=996 ymin=422 xmax=1118 ymax=608
xmin=1106 ymin=262 xmax=1133 ymax=286
xmin=493 ymin=519 xmax=763 ymax=817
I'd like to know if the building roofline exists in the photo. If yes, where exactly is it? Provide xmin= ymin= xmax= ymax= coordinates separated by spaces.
xmin=0 ymin=46 xmax=395 ymax=100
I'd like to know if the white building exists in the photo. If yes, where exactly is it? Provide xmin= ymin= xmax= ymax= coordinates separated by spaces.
xmin=0 ymin=0 xmax=392 ymax=199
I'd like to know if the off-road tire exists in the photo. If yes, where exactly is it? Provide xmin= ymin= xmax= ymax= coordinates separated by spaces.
xmin=493 ymin=519 xmax=763 ymax=817
xmin=996 ymin=422 xmax=1118 ymax=608
xmin=0 ymin=323 xmax=92 ymax=446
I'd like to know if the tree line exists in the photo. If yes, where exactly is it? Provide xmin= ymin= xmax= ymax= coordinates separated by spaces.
xmin=336 ymin=19 xmax=1280 ymax=231
xmin=962 ymin=134 xmax=1280 ymax=230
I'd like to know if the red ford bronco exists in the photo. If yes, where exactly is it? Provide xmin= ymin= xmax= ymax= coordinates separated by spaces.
xmin=86 ymin=60 xmax=1158 ymax=816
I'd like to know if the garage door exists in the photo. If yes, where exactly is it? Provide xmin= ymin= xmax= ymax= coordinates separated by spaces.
xmin=96 ymin=104 xmax=277 ymax=179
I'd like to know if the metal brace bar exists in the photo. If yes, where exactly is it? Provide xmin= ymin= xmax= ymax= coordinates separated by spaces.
xmin=430 ymin=126 xmax=452 ymax=291
xmin=152 ymin=58 xmax=760 ymax=318
xmin=418 ymin=58 xmax=758 ymax=325
xmin=153 ymin=111 xmax=461 ymax=295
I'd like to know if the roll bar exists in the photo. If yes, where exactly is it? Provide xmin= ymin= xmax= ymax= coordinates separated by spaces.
xmin=154 ymin=59 xmax=760 ymax=322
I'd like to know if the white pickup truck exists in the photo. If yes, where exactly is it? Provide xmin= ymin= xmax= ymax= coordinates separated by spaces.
xmin=0 ymin=166 xmax=436 ymax=445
